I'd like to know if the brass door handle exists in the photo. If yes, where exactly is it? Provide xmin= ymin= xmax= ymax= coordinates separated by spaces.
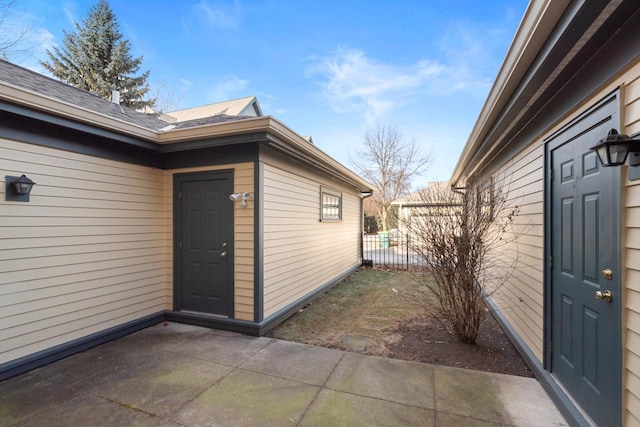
xmin=221 ymin=251 xmax=227 ymax=258
xmin=595 ymin=290 xmax=612 ymax=302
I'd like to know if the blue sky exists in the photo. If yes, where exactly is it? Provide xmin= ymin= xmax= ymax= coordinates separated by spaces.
xmin=6 ymin=0 xmax=528 ymax=185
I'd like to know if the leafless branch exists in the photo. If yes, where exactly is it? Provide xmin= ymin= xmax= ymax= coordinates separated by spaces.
xmin=404 ymin=177 xmax=523 ymax=344
xmin=351 ymin=123 xmax=431 ymax=230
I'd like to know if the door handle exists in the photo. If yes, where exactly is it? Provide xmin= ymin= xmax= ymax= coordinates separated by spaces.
xmin=221 ymin=251 xmax=227 ymax=258
xmin=602 ymin=269 xmax=612 ymax=280
xmin=595 ymin=290 xmax=612 ymax=302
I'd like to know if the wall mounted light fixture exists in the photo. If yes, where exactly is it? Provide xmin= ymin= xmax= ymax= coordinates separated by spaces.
xmin=6 ymin=174 xmax=36 ymax=202
xmin=591 ymin=129 xmax=640 ymax=167
xmin=229 ymin=192 xmax=251 ymax=207
xmin=590 ymin=129 xmax=640 ymax=181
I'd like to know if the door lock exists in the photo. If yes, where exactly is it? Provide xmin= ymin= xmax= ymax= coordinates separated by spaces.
xmin=595 ymin=290 xmax=612 ymax=302
xmin=221 ymin=251 xmax=227 ymax=258
xmin=602 ymin=269 xmax=612 ymax=280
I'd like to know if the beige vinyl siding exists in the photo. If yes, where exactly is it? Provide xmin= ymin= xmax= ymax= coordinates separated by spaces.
xmin=483 ymin=141 xmax=546 ymax=361
xmin=163 ymin=163 xmax=255 ymax=321
xmin=262 ymin=153 xmax=361 ymax=318
xmin=0 ymin=138 xmax=167 ymax=365
xmin=623 ymin=62 xmax=640 ymax=427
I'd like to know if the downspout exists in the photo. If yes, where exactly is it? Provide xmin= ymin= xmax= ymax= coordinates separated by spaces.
xmin=360 ymin=191 xmax=373 ymax=266
xmin=452 ymin=186 xmax=466 ymax=196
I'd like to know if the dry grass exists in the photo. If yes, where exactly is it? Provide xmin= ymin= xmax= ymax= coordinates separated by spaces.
xmin=267 ymin=268 xmax=431 ymax=356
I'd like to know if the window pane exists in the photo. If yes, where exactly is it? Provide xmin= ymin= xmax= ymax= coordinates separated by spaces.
xmin=321 ymin=191 xmax=341 ymax=220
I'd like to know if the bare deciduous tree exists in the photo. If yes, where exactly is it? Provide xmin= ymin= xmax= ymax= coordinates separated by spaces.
xmin=150 ymin=79 xmax=185 ymax=113
xmin=351 ymin=123 xmax=431 ymax=231
xmin=0 ymin=0 xmax=34 ymax=61
xmin=405 ymin=178 xmax=520 ymax=344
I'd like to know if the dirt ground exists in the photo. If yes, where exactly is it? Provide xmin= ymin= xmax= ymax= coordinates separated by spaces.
xmin=387 ymin=311 xmax=533 ymax=377
xmin=267 ymin=268 xmax=533 ymax=378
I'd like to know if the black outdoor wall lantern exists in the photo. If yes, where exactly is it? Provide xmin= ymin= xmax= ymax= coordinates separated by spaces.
xmin=591 ymin=129 xmax=640 ymax=181
xmin=591 ymin=129 xmax=640 ymax=167
xmin=6 ymin=174 xmax=36 ymax=202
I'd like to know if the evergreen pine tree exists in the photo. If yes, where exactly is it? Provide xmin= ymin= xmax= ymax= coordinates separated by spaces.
xmin=41 ymin=0 xmax=154 ymax=110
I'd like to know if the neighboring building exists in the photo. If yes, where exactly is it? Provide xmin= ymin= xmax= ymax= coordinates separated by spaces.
xmin=451 ymin=1 xmax=639 ymax=426
xmin=392 ymin=181 xmax=459 ymax=234
xmin=166 ymin=96 xmax=263 ymax=122
xmin=0 ymin=60 xmax=372 ymax=380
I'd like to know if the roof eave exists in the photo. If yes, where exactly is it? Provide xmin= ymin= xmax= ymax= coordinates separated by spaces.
xmin=156 ymin=116 xmax=273 ymax=143
xmin=264 ymin=117 xmax=375 ymax=192
xmin=0 ymin=80 xmax=159 ymax=141
xmin=2 ymin=79 xmax=373 ymax=193
xmin=158 ymin=116 xmax=374 ymax=192
xmin=450 ymin=0 xmax=570 ymax=187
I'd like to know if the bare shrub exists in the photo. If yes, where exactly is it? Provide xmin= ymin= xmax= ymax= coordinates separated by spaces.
xmin=405 ymin=179 xmax=520 ymax=344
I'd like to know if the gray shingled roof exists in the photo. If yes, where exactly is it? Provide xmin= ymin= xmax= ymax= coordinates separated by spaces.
xmin=0 ymin=60 xmax=252 ymax=132
xmin=168 ymin=113 xmax=256 ymax=130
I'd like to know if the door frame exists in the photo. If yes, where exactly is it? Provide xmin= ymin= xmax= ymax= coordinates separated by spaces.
xmin=543 ymin=90 xmax=622 ymax=424
xmin=173 ymin=169 xmax=235 ymax=316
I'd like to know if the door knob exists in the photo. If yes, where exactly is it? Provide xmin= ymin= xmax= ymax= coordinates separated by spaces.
xmin=595 ymin=290 xmax=612 ymax=302
xmin=221 ymin=251 xmax=227 ymax=257
xmin=602 ymin=269 xmax=612 ymax=280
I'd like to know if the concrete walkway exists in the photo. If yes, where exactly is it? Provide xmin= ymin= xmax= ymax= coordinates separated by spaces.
xmin=1 ymin=322 xmax=568 ymax=426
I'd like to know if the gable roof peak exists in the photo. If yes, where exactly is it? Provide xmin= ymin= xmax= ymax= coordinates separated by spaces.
xmin=166 ymin=96 xmax=263 ymax=122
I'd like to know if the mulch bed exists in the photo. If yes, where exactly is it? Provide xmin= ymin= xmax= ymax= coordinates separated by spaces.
xmin=387 ymin=311 xmax=534 ymax=377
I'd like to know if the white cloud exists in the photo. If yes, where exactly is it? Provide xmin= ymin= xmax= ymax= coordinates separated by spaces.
xmin=306 ymin=16 xmax=514 ymax=124
xmin=432 ymin=19 xmax=516 ymax=95
xmin=306 ymin=47 xmax=444 ymax=123
xmin=195 ymin=0 xmax=241 ymax=29
xmin=180 ymin=78 xmax=194 ymax=91
xmin=208 ymin=75 xmax=250 ymax=101
xmin=63 ymin=5 xmax=77 ymax=27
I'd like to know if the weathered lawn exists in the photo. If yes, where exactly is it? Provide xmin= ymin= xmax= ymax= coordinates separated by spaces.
xmin=267 ymin=268 xmax=533 ymax=377
xmin=267 ymin=268 xmax=429 ymax=356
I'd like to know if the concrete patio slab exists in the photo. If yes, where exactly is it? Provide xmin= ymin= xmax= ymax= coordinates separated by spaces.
xmin=300 ymin=388 xmax=436 ymax=426
xmin=175 ymin=369 xmax=319 ymax=427
xmin=116 ymin=321 xmax=213 ymax=353
xmin=0 ymin=322 xmax=568 ymax=427
xmin=90 ymin=351 xmax=233 ymax=417
xmin=173 ymin=328 xmax=271 ymax=367
xmin=0 ymin=372 xmax=70 ymax=426
xmin=325 ymin=351 xmax=435 ymax=409
xmin=434 ymin=364 xmax=511 ymax=424
xmin=32 ymin=393 xmax=172 ymax=427
xmin=434 ymin=365 xmax=568 ymax=426
xmin=238 ymin=339 xmax=344 ymax=385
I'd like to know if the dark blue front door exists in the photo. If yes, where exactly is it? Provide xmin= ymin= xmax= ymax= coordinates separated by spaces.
xmin=548 ymin=96 xmax=622 ymax=427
